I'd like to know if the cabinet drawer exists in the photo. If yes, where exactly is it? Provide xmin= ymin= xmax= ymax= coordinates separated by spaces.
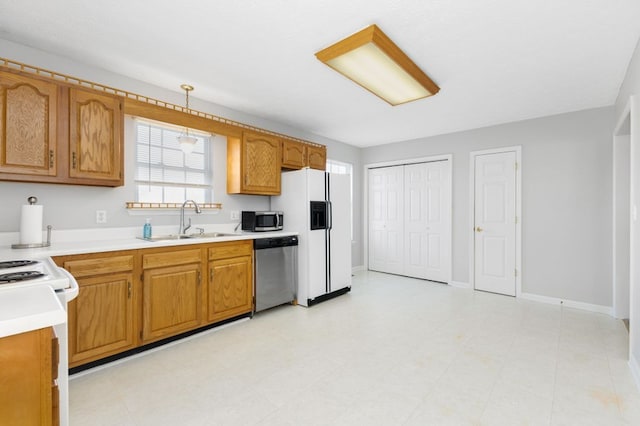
xmin=143 ymin=249 xmax=201 ymax=269
xmin=209 ymin=240 xmax=253 ymax=260
xmin=62 ymin=255 xmax=133 ymax=278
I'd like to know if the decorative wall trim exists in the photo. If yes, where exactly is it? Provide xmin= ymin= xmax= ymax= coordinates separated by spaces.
xmin=449 ymin=281 xmax=471 ymax=289
xmin=0 ymin=56 xmax=324 ymax=147
xmin=519 ymin=292 xmax=613 ymax=316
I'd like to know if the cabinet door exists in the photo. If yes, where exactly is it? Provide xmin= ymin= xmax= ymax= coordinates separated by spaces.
xmin=242 ymin=131 xmax=281 ymax=194
xmin=208 ymin=255 xmax=253 ymax=323
xmin=281 ymin=139 xmax=306 ymax=169
xmin=68 ymin=88 xmax=123 ymax=184
xmin=143 ymin=263 xmax=201 ymax=342
xmin=0 ymin=328 xmax=53 ymax=426
xmin=306 ymin=145 xmax=326 ymax=170
xmin=0 ymin=71 xmax=57 ymax=177
xmin=68 ymin=273 xmax=135 ymax=367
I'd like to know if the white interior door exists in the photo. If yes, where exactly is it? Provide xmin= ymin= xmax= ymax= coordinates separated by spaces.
xmin=404 ymin=161 xmax=450 ymax=281
xmin=369 ymin=160 xmax=451 ymax=281
xmin=404 ymin=163 xmax=428 ymax=278
xmin=424 ymin=161 xmax=450 ymax=282
xmin=474 ymin=151 xmax=517 ymax=296
xmin=368 ymin=166 xmax=404 ymax=275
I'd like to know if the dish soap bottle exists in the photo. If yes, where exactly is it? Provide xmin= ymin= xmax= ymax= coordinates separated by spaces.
xmin=143 ymin=218 xmax=152 ymax=239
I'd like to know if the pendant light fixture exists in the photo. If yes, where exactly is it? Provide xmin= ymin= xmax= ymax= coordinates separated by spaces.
xmin=177 ymin=84 xmax=197 ymax=154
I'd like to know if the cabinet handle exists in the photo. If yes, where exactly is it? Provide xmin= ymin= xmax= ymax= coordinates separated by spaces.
xmin=49 ymin=150 xmax=54 ymax=168
xmin=197 ymin=271 xmax=201 ymax=286
xmin=210 ymin=269 xmax=213 ymax=282
xmin=72 ymin=152 xmax=77 ymax=169
xmin=127 ymin=281 xmax=131 ymax=298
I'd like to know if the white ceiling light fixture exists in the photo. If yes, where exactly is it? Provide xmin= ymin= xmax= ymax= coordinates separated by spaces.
xmin=315 ymin=24 xmax=439 ymax=106
xmin=177 ymin=84 xmax=197 ymax=154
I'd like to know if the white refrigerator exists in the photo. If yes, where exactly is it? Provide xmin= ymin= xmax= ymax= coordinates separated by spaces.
xmin=271 ymin=168 xmax=352 ymax=306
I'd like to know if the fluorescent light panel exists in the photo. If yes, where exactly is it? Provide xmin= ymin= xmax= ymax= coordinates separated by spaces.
xmin=316 ymin=25 xmax=439 ymax=106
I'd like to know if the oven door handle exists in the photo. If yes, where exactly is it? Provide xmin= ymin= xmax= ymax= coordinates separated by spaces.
xmin=57 ymin=267 xmax=79 ymax=302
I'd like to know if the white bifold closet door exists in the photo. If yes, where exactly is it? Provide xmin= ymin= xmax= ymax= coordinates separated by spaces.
xmin=368 ymin=160 xmax=450 ymax=282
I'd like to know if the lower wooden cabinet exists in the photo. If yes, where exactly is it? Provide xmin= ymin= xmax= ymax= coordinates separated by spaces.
xmin=142 ymin=263 xmax=202 ymax=343
xmin=0 ymin=327 xmax=56 ymax=426
xmin=208 ymin=247 xmax=253 ymax=323
xmin=54 ymin=253 xmax=136 ymax=367
xmin=54 ymin=241 xmax=254 ymax=368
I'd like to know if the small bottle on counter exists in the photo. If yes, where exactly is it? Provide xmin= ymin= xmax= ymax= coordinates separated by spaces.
xmin=143 ymin=218 xmax=152 ymax=239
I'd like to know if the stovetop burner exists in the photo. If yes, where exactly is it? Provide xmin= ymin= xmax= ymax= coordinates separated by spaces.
xmin=0 ymin=271 xmax=46 ymax=283
xmin=0 ymin=260 xmax=39 ymax=269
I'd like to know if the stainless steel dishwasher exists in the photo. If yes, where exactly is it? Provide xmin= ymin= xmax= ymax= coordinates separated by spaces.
xmin=254 ymin=235 xmax=298 ymax=313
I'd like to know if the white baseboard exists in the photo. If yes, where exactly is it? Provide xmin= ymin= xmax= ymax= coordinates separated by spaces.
xmin=519 ymin=292 xmax=613 ymax=315
xmin=630 ymin=353 xmax=640 ymax=392
xmin=352 ymin=265 xmax=365 ymax=273
xmin=449 ymin=281 xmax=470 ymax=289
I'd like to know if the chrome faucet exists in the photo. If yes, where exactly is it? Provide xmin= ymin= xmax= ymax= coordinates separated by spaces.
xmin=179 ymin=200 xmax=202 ymax=234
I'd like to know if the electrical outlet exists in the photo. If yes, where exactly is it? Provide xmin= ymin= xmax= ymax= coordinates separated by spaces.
xmin=96 ymin=210 xmax=107 ymax=224
xmin=230 ymin=210 xmax=240 ymax=220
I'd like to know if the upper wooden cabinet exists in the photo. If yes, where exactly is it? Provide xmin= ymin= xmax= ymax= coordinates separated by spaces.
xmin=68 ymin=88 xmax=123 ymax=184
xmin=0 ymin=71 xmax=58 ymax=177
xmin=281 ymin=139 xmax=327 ymax=171
xmin=306 ymin=144 xmax=327 ymax=171
xmin=281 ymin=139 xmax=306 ymax=169
xmin=227 ymin=131 xmax=281 ymax=195
xmin=0 ymin=68 xmax=124 ymax=187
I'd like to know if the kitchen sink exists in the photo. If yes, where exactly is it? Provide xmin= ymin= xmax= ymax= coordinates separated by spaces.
xmin=138 ymin=232 xmax=237 ymax=242
xmin=189 ymin=232 xmax=236 ymax=238
xmin=138 ymin=234 xmax=194 ymax=242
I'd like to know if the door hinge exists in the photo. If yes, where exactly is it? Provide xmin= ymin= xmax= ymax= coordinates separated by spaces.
xmin=197 ymin=270 xmax=201 ymax=286
xmin=515 ymin=216 xmax=518 ymax=224
xmin=140 ymin=273 xmax=144 ymax=283
xmin=515 ymin=269 xmax=518 ymax=277
xmin=210 ymin=268 xmax=213 ymax=282
xmin=515 ymin=162 xmax=519 ymax=171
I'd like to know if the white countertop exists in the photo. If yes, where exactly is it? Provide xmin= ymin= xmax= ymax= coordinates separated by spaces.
xmin=0 ymin=226 xmax=297 ymax=260
xmin=0 ymin=285 xmax=66 ymax=338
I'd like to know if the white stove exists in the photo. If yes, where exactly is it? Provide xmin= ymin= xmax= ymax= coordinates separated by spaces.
xmin=0 ymin=258 xmax=72 ymax=292
xmin=0 ymin=256 xmax=78 ymax=426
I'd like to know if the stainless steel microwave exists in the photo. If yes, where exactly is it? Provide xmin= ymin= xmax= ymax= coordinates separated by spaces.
xmin=241 ymin=211 xmax=283 ymax=232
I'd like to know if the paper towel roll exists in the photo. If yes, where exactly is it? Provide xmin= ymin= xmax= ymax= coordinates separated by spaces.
xmin=20 ymin=204 xmax=43 ymax=245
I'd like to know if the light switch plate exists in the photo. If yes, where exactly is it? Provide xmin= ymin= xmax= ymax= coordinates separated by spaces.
xmin=230 ymin=210 xmax=240 ymax=220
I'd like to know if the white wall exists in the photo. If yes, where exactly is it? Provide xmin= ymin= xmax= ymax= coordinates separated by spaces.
xmin=615 ymin=36 xmax=640 ymax=385
xmin=362 ymin=107 xmax=615 ymax=307
xmin=0 ymin=39 xmax=364 ymax=265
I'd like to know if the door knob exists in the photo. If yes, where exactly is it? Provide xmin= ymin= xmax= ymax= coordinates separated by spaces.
xmin=475 ymin=227 xmax=483 ymax=232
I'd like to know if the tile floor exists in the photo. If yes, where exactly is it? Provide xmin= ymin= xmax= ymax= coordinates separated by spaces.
xmin=70 ymin=271 xmax=640 ymax=425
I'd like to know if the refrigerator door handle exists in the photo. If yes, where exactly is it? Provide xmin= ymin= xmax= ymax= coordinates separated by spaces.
xmin=327 ymin=201 xmax=333 ymax=230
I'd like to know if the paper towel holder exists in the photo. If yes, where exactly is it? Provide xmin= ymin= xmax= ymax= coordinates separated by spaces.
xmin=12 ymin=196 xmax=52 ymax=249
xmin=12 ymin=225 xmax=52 ymax=249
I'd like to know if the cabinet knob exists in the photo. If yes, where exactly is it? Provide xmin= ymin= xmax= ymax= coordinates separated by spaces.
xmin=475 ymin=227 xmax=483 ymax=232
xmin=49 ymin=150 xmax=54 ymax=168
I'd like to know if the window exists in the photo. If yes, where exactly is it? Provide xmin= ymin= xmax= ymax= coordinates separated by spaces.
xmin=326 ymin=159 xmax=354 ymax=240
xmin=135 ymin=119 xmax=213 ymax=203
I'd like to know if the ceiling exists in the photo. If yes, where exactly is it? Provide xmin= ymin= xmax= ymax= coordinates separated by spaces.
xmin=1 ymin=0 xmax=639 ymax=147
